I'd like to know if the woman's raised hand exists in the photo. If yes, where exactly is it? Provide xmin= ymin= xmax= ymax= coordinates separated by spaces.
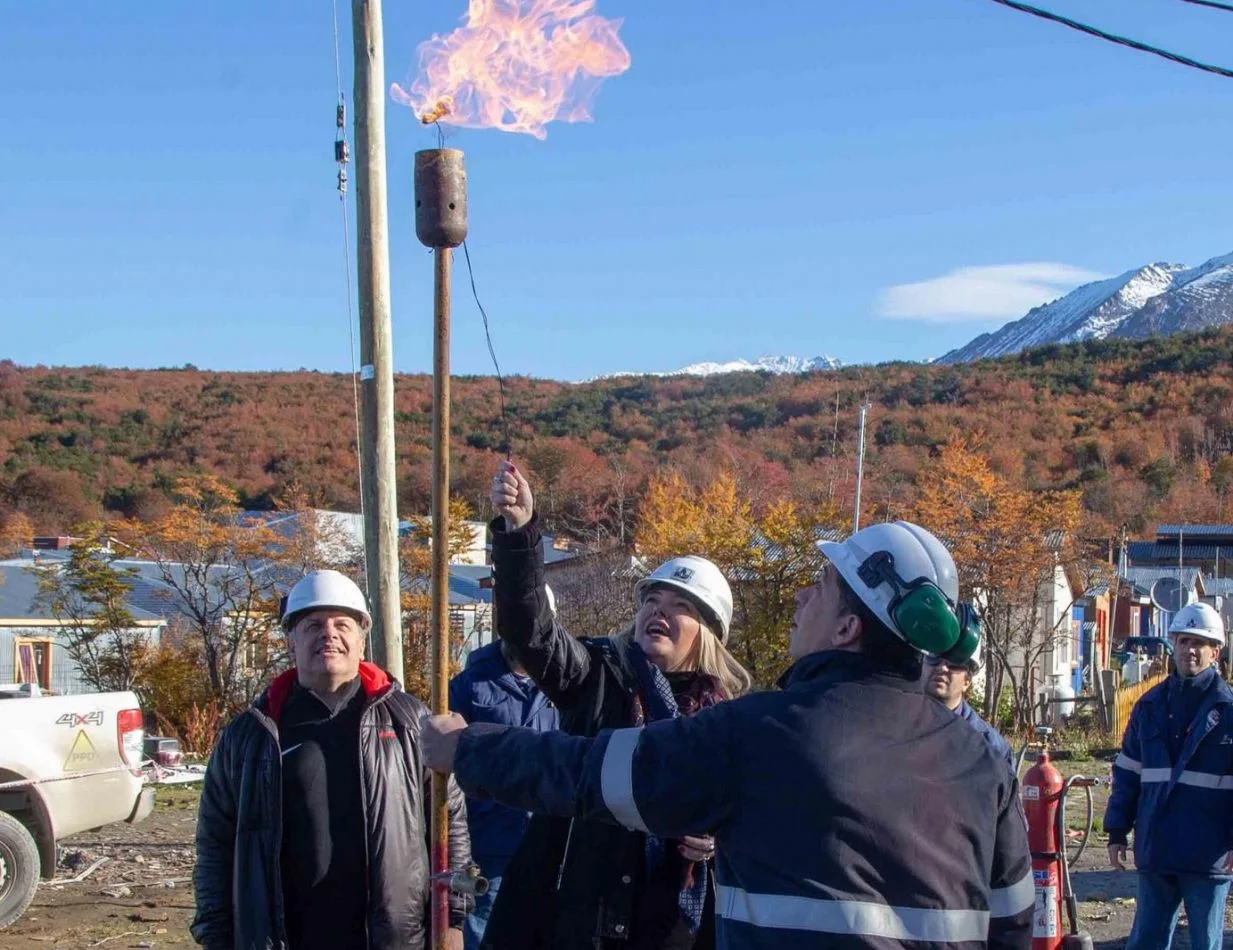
xmin=491 ymin=460 xmax=534 ymax=531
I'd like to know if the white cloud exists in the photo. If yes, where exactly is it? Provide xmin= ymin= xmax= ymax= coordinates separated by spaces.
xmin=877 ymin=262 xmax=1109 ymax=323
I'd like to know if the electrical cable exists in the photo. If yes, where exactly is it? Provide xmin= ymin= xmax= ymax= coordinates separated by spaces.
xmin=462 ymin=240 xmax=514 ymax=459
xmin=984 ymin=0 xmax=1233 ymax=80
xmin=331 ymin=0 xmax=368 ymax=547
xmin=1178 ymin=0 xmax=1233 ymax=12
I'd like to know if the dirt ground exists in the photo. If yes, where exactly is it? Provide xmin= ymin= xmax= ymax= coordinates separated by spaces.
xmin=1038 ymin=755 xmax=1233 ymax=949
xmin=0 ymin=785 xmax=200 ymax=950
xmin=4 ymin=759 xmax=1233 ymax=949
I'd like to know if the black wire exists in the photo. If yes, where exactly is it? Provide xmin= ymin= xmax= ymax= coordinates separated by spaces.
xmin=1178 ymin=0 xmax=1233 ymax=11
xmin=462 ymin=240 xmax=513 ymax=459
xmin=984 ymin=0 xmax=1233 ymax=79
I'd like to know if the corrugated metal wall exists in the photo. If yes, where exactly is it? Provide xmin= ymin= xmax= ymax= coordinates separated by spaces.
xmin=0 ymin=626 xmax=162 ymax=695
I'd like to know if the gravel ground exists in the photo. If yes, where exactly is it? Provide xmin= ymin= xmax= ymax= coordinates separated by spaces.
xmin=0 ymin=785 xmax=200 ymax=950
xmin=1040 ymin=755 xmax=1233 ymax=948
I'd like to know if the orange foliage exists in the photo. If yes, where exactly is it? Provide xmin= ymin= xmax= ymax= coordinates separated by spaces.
xmin=914 ymin=437 xmax=1090 ymax=727
xmin=399 ymin=497 xmax=477 ymax=701
xmin=636 ymin=469 xmax=845 ymax=686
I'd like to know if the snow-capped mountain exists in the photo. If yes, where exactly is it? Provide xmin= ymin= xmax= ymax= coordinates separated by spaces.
xmin=591 ymin=355 xmax=841 ymax=381
xmin=671 ymin=355 xmax=842 ymax=376
xmin=939 ymin=251 xmax=1233 ymax=363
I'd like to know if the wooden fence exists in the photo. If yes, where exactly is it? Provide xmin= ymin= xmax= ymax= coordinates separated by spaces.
xmin=1111 ymin=672 xmax=1167 ymax=739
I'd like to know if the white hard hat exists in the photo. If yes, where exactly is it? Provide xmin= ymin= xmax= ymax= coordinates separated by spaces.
xmin=635 ymin=555 xmax=733 ymax=642
xmin=819 ymin=521 xmax=960 ymax=654
xmin=1169 ymin=602 xmax=1225 ymax=646
xmin=282 ymin=570 xmax=371 ymax=631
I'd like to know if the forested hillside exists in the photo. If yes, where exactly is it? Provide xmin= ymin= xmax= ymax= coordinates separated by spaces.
xmin=3 ymin=327 xmax=1232 ymax=544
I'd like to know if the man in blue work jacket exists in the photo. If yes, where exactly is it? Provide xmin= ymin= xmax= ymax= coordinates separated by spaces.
xmin=923 ymin=642 xmax=1015 ymax=775
xmin=423 ymin=520 xmax=1033 ymax=950
xmin=1105 ymin=601 xmax=1233 ymax=950
xmin=449 ymin=591 xmax=559 ymax=950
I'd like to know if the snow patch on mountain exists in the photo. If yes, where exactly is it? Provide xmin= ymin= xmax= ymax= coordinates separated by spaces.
xmin=586 ymin=355 xmax=841 ymax=382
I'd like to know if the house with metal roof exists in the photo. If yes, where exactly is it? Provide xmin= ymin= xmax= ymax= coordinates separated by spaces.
xmin=0 ymin=558 xmax=168 ymax=694
xmin=1126 ymin=524 xmax=1233 ymax=576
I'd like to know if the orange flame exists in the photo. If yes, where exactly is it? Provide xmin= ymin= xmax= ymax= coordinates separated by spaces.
xmin=391 ymin=0 xmax=631 ymax=140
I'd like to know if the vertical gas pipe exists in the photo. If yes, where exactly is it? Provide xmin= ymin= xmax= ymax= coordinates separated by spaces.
xmin=414 ymin=147 xmax=467 ymax=950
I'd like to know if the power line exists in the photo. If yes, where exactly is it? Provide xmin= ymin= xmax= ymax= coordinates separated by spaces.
xmin=1178 ymin=0 xmax=1233 ymax=12
xmin=331 ymin=0 xmax=367 ymax=537
xmin=984 ymin=0 xmax=1233 ymax=80
xmin=462 ymin=240 xmax=513 ymax=459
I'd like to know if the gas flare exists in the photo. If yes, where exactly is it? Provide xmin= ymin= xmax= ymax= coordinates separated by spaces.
xmin=391 ymin=0 xmax=631 ymax=140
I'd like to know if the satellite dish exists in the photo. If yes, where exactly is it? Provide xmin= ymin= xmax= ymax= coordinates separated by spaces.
xmin=1150 ymin=577 xmax=1185 ymax=612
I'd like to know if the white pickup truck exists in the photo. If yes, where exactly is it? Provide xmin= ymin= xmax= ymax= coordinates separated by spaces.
xmin=0 ymin=686 xmax=155 ymax=928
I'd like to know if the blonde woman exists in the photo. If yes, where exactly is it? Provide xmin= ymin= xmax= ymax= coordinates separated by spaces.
xmin=479 ymin=460 xmax=751 ymax=950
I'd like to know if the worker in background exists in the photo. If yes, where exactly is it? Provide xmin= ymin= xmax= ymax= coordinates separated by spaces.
xmin=923 ymin=643 xmax=1015 ymax=774
xmin=423 ymin=517 xmax=1033 ymax=950
xmin=471 ymin=460 xmax=753 ymax=950
xmin=448 ymin=585 xmax=560 ymax=950
xmin=1105 ymin=602 xmax=1233 ymax=950
xmin=192 ymin=570 xmax=472 ymax=950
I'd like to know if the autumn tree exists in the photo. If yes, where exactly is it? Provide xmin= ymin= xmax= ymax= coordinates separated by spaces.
xmin=0 ymin=511 xmax=34 ymax=557
xmin=120 ymin=475 xmax=284 ymax=706
xmin=637 ymin=470 xmax=843 ymax=688
xmin=399 ymin=497 xmax=478 ymax=700
xmin=548 ymin=549 xmax=642 ymax=640
xmin=135 ymin=633 xmax=222 ymax=753
xmin=914 ymin=437 xmax=1090 ymax=728
xmin=7 ymin=467 xmax=96 ymax=533
xmin=32 ymin=523 xmax=152 ymax=693
xmin=270 ymin=481 xmax=364 ymax=574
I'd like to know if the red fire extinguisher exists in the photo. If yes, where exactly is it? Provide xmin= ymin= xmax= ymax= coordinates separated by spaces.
xmin=1020 ymin=727 xmax=1096 ymax=950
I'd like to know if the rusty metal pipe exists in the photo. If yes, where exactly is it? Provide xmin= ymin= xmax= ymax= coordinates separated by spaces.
xmin=429 ymin=245 xmax=452 ymax=950
xmin=415 ymin=147 xmax=467 ymax=950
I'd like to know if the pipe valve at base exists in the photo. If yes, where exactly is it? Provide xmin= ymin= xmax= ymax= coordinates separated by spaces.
xmin=432 ymin=864 xmax=489 ymax=898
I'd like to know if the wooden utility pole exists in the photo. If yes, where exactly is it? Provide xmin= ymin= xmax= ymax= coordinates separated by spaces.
xmin=352 ymin=0 xmax=403 ymax=676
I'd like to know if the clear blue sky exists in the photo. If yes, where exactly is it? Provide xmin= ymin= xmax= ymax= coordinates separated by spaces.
xmin=3 ymin=0 xmax=1232 ymax=380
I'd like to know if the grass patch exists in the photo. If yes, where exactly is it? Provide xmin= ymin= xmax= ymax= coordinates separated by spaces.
xmin=155 ymin=785 xmax=203 ymax=810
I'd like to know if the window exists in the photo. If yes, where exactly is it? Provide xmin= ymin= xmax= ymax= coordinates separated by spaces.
xmin=14 ymin=638 xmax=54 ymax=691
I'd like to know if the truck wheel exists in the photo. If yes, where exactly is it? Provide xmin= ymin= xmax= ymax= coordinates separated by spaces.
xmin=0 ymin=811 xmax=40 ymax=930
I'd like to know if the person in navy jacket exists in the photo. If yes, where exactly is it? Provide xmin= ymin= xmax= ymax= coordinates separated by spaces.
xmin=923 ymin=642 xmax=1015 ymax=774
xmin=423 ymin=519 xmax=1033 ymax=950
xmin=1105 ymin=601 xmax=1233 ymax=950
xmin=449 ymin=614 xmax=560 ymax=950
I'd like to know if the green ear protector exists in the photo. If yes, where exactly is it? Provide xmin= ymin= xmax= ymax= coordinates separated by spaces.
xmin=855 ymin=551 xmax=981 ymax=665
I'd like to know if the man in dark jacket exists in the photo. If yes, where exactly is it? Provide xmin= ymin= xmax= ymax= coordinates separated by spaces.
xmin=1105 ymin=602 xmax=1233 ymax=950
xmin=191 ymin=569 xmax=471 ymax=950
xmin=423 ymin=521 xmax=1033 ymax=950
xmin=923 ymin=645 xmax=1015 ymax=774
xmin=449 ymin=635 xmax=559 ymax=950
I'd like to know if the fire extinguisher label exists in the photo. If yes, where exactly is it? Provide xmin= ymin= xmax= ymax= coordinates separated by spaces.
xmin=1032 ymin=870 xmax=1059 ymax=938
xmin=1023 ymin=785 xmax=1040 ymax=799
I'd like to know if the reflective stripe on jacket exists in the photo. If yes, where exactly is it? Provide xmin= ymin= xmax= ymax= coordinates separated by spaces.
xmin=1104 ymin=668 xmax=1233 ymax=876
xmin=456 ymin=650 xmax=1033 ymax=950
